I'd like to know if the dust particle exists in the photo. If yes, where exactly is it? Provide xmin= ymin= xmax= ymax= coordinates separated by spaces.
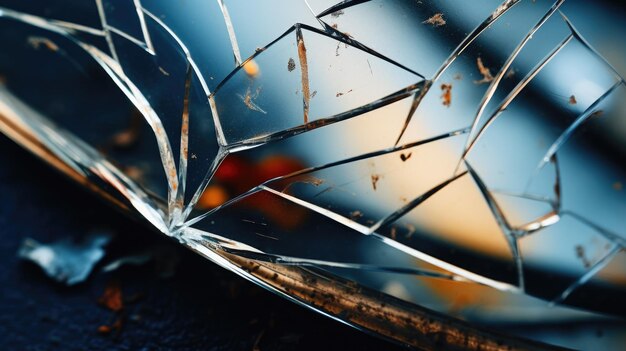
xmin=97 ymin=317 xmax=123 ymax=336
xmin=158 ymin=66 xmax=170 ymax=76
xmin=575 ymin=245 xmax=591 ymax=268
xmin=330 ymin=10 xmax=345 ymax=18
xmin=613 ymin=181 xmax=623 ymax=191
xmin=349 ymin=210 xmax=363 ymax=219
xmin=453 ymin=73 xmax=463 ymax=80
xmin=371 ymin=174 xmax=380 ymax=191
xmin=336 ymin=89 xmax=353 ymax=97
xmin=287 ymin=57 xmax=296 ymax=72
xmin=505 ymin=68 xmax=516 ymax=79
xmin=400 ymin=152 xmax=412 ymax=162
xmin=569 ymin=95 xmax=577 ymax=105
xmin=423 ymin=13 xmax=446 ymax=27
xmin=27 ymin=36 xmax=59 ymax=51
xmin=108 ymin=111 xmax=143 ymax=150
xmin=306 ymin=176 xmax=324 ymax=186
xmin=440 ymin=83 xmax=452 ymax=107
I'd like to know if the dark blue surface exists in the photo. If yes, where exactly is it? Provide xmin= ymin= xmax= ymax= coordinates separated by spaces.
xmin=0 ymin=135 xmax=403 ymax=350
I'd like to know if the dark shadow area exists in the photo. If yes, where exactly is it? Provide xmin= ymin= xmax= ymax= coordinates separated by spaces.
xmin=0 ymin=134 xmax=406 ymax=351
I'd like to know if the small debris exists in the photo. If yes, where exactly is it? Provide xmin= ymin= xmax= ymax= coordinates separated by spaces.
xmin=97 ymin=324 xmax=112 ymax=334
xmin=302 ymin=176 xmax=324 ymax=186
xmin=27 ymin=36 xmax=59 ymax=51
xmin=349 ymin=210 xmax=363 ymax=219
xmin=239 ymin=86 xmax=266 ymax=114
xmin=389 ymin=226 xmax=397 ymax=240
xmin=108 ymin=111 xmax=143 ymax=150
xmin=18 ymin=231 xmax=112 ymax=285
xmin=330 ymin=10 xmax=345 ymax=18
xmin=335 ymin=41 xmax=349 ymax=56
xmin=422 ymin=13 xmax=446 ymax=27
xmin=453 ymin=73 xmax=463 ymax=80
xmin=569 ymin=95 xmax=577 ymax=105
xmin=96 ymin=280 xmax=147 ymax=337
xmin=97 ymin=316 xmax=124 ymax=337
xmin=613 ymin=181 xmax=623 ymax=191
xmin=491 ymin=2 xmax=510 ymax=19
xmin=158 ymin=66 xmax=170 ymax=76
xmin=280 ymin=176 xmax=324 ymax=194
xmin=370 ymin=174 xmax=380 ymax=190
xmin=590 ymin=110 xmax=604 ymax=119
xmin=400 ymin=152 xmax=412 ymax=162
xmin=440 ymin=83 xmax=452 ymax=107
xmin=575 ymin=245 xmax=591 ymax=268
xmin=99 ymin=280 xmax=124 ymax=312
xmin=0 ymin=75 xmax=6 ymax=85
xmin=474 ymin=57 xmax=494 ymax=84
xmin=336 ymin=89 xmax=353 ymax=97
xmin=505 ymin=68 xmax=516 ymax=79
xmin=287 ymin=57 xmax=296 ymax=72
xmin=311 ymin=90 xmax=317 ymax=98
xmin=26 ymin=35 xmax=86 ymax=75
xmin=96 ymin=280 xmax=126 ymax=336
xmin=191 ymin=153 xmax=198 ymax=159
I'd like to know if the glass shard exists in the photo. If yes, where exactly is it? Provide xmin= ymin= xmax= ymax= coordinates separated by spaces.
xmin=1 ymin=1 xmax=625 ymax=349
xmin=18 ymin=232 xmax=112 ymax=285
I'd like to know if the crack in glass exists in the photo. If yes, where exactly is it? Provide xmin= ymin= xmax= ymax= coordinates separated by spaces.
xmin=0 ymin=0 xmax=624 ymax=348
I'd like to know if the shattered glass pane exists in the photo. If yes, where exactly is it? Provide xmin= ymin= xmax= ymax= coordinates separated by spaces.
xmin=0 ymin=0 xmax=625 ymax=349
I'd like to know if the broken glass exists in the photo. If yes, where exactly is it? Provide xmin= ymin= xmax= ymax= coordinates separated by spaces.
xmin=0 ymin=0 xmax=624 ymax=349
xmin=18 ymin=231 xmax=112 ymax=285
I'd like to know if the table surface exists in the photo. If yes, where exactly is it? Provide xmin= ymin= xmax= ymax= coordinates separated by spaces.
xmin=0 ymin=134 xmax=405 ymax=351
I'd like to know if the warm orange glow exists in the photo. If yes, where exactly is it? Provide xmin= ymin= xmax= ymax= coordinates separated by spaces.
xmin=197 ymin=185 xmax=229 ymax=209
xmin=243 ymin=59 xmax=260 ymax=77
